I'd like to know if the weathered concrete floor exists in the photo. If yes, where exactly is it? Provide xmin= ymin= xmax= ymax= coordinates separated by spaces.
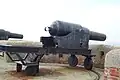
xmin=0 ymin=60 xmax=104 ymax=80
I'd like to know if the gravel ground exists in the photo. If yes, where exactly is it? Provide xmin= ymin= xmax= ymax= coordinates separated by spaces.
xmin=0 ymin=60 xmax=104 ymax=80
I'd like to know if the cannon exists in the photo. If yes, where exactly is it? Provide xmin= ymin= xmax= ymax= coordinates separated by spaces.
xmin=41 ymin=20 xmax=106 ymax=70
xmin=0 ymin=29 xmax=23 ymax=40
xmin=0 ymin=22 xmax=106 ymax=76
xmin=46 ymin=21 xmax=106 ymax=41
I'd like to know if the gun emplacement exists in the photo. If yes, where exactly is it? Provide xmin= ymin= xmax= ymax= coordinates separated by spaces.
xmin=0 ymin=20 xmax=107 ymax=76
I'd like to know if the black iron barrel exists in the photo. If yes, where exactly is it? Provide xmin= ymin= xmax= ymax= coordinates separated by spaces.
xmin=47 ymin=20 xmax=106 ymax=41
xmin=0 ymin=29 xmax=23 ymax=40
xmin=46 ymin=20 xmax=83 ymax=36
xmin=8 ymin=32 xmax=23 ymax=39
xmin=89 ymin=31 xmax=106 ymax=41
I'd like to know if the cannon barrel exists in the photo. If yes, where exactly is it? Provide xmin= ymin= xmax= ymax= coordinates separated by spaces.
xmin=89 ymin=31 xmax=106 ymax=41
xmin=46 ymin=20 xmax=106 ymax=41
xmin=46 ymin=20 xmax=82 ymax=36
xmin=8 ymin=32 xmax=23 ymax=39
xmin=0 ymin=29 xmax=23 ymax=40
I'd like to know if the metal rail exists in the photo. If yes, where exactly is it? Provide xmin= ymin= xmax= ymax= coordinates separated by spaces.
xmin=0 ymin=45 xmax=92 ymax=55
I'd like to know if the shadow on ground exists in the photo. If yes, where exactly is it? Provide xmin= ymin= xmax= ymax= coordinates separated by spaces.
xmin=5 ymin=65 xmax=92 ymax=80
xmin=6 ymin=67 xmax=65 ymax=80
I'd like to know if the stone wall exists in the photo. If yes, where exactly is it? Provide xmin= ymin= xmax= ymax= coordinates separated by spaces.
xmin=104 ymin=49 xmax=120 ymax=80
xmin=90 ymin=45 xmax=113 ymax=68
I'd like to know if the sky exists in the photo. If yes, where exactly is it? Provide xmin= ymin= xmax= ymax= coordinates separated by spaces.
xmin=0 ymin=0 xmax=120 ymax=46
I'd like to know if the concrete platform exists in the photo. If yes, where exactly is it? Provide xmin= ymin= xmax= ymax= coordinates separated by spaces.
xmin=0 ymin=60 xmax=104 ymax=80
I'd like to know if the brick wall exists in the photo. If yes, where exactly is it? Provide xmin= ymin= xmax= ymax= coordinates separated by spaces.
xmin=104 ymin=67 xmax=119 ymax=80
